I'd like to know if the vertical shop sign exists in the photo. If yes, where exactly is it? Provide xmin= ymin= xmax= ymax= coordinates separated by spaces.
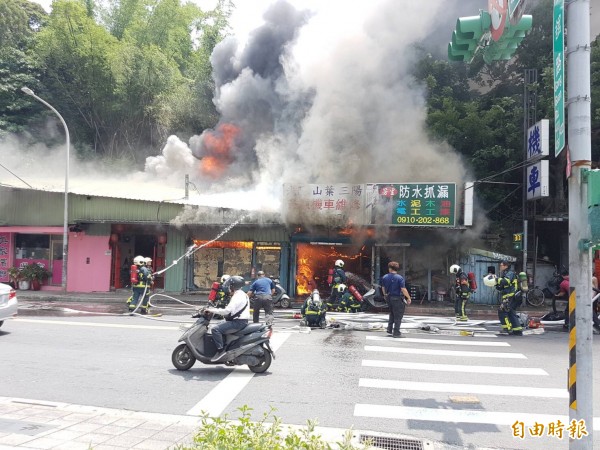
xmin=0 ymin=233 xmax=9 ymax=282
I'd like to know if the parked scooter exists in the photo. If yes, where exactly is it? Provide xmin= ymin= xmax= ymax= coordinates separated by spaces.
xmin=271 ymin=279 xmax=291 ymax=308
xmin=171 ymin=309 xmax=274 ymax=373
xmin=361 ymin=286 xmax=389 ymax=311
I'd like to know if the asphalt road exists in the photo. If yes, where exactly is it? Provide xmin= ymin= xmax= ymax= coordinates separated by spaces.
xmin=2 ymin=307 xmax=599 ymax=450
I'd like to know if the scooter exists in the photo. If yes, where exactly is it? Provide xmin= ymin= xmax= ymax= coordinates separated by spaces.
xmin=271 ymin=279 xmax=291 ymax=308
xmin=171 ymin=309 xmax=274 ymax=373
xmin=361 ymin=286 xmax=389 ymax=311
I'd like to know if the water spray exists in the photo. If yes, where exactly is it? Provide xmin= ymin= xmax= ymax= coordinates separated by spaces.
xmin=153 ymin=214 xmax=248 ymax=277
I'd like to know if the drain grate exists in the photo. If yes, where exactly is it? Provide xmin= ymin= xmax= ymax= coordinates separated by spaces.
xmin=359 ymin=434 xmax=424 ymax=450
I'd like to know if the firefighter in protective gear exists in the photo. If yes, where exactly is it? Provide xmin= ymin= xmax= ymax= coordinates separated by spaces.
xmin=339 ymin=287 xmax=362 ymax=313
xmin=496 ymin=260 xmax=522 ymax=335
xmin=450 ymin=264 xmax=470 ymax=321
xmin=213 ymin=275 xmax=231 ymax=309
xmin=139 ymin=257 xmax=153 ymax=314
xmin=128 ymin=255 xmax=149 ymax=313
xmin=301 ymin=289 xmax=327 ymax=328
xmin=328 ymin=260 xmax=347 ymax=310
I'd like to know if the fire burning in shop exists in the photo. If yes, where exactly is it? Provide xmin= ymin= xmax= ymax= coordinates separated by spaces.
xmin=295 ymin=243 xmax=369 ymax=296
xmin=193 ymin=240 xmax=253 ymax=249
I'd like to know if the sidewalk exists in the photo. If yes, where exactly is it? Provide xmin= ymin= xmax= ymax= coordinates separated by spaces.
xmin=0 ymin=397 xmax=200 ymax=450
xmin=15 ymin=289 xmax=549 ymax=320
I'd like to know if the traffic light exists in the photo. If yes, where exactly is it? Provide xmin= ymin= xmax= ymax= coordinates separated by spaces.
xmin=482 ymin=15 xmax=533 ymax=63
xmin=448 ymin=11 xmax=491 ymax=62
xmin=513 ymin=233 xmax=523 ymax=251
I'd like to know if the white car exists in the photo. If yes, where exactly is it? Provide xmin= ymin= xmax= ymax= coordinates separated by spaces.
xmin=0 ymin=282 xmax=18 ymax=327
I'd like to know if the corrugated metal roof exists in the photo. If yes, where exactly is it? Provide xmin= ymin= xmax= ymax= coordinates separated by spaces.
xmin=0 ymin=186 xmax=283 ymax=227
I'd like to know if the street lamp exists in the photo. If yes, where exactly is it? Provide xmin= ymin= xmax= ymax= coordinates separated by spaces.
xmin=21 ymin=87 xmax=70 ymax=291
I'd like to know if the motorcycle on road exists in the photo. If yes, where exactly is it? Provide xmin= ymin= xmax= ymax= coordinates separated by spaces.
xmin=172 ymin=309 xmax=274 ymax=373
xmin=271 ymin=278 xmax=291 ymax=308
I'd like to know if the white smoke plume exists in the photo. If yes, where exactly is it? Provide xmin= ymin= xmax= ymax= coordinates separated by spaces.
xmin=2 ymin=0 xmax=481 ymax=223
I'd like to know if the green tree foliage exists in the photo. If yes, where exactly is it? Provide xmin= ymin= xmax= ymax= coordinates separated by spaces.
xmin=0 ymin=0 xmax=47 ymax=136
xmin=15 ymin=0 xmax=230 ymax=160
xmin=413 ymin=0 xmax=576 ymax=245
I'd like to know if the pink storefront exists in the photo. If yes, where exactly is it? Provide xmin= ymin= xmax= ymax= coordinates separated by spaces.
xmin=0 ymin=227 xmax=111 ymax=292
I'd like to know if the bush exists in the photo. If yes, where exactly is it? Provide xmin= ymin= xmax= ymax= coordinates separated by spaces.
xmin=177 ymin=405 xmax=369 ymax=450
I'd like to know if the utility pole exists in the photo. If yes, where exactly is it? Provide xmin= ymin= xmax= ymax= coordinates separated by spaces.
xmin=566 ymin=0 xmax=593 ymax=447
xmin=522 ymin=69 xmax=537 ymax=273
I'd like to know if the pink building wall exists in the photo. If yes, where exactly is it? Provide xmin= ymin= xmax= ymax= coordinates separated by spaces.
xmin=67 ymin=233 xmax=111 ymax=292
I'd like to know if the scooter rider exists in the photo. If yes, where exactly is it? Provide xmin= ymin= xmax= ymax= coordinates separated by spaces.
xmin=247 ymin=271 xmax=275 ymax=325
xmin=496 ymin=260 xmax=523 ymax=336
xmin=450 ymin=264 xmax=470 ymax=322
xmin=206 ymin=276 xmax=250 ymax=362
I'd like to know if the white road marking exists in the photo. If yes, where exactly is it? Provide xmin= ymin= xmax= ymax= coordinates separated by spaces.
xmin=362 ymin=359 xmax=548 ymax=375
xmin=186 ymin=332 xmax=290 ymax=417
xmin=364 ymin=345 xmax=526 ymax=359
xmin=366 ymin=336 xmax=505 ymax=345
xmin=14 ymin=318 xmax=177 ymax=330
xmin=358 ymin=378 xmax=568 ymax=398
xmin=354 ymin=404 xmax=600 ymax=430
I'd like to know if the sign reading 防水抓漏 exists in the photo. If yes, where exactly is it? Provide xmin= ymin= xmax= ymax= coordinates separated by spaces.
xmin=365 ymin=183 xmax=456 ymax=227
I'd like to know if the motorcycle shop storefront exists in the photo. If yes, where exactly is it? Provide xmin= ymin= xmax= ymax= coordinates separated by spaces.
xmin=186 ymin=225 xmax=290 ymax=291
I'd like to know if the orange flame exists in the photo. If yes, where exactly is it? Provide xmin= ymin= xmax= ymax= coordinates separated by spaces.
xmin=199 ymin=123 xmax=241 ymax=178
xmin=193 ymin=240 xmax=253 ymax=249
xmin=295 ymin=243 xmax=365 ymax=296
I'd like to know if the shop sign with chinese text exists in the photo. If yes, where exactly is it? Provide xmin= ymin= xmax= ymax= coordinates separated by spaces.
xmin=365 ymin=183 xmax=456 ymax=227
xmin=526 ymin=119 xmax=549 ymax=161
xmin=526 ymin=160 xmax=549 ymax=200
xmin=282 ymin=184 xmax=365 ymax=225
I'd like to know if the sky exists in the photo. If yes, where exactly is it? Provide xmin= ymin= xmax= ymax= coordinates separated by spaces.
xmin=5 ymin=0 xmax=600 ymax=220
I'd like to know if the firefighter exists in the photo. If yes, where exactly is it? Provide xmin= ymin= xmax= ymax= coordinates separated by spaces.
xmin=214 ymin=274 xmax=231 ymax=309
xmin=139 ymin=257 xmax=153 ymax=314
xmin=496 ymin=260 xmax=522 ymax=336
xmin=339 ymin=287 xmax=362 ymax=313
xmin=450 ymin=264 xmax=470 ymax=321
xmin=328 ymin=259 xmax=347 ymax=310
xmin=300 ymin=289 xmax=327 ymax=328
xmin=127 ymin=255 xmax=148 ymax=313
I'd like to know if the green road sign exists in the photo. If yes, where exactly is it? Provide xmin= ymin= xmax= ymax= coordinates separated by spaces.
xmin=553 ymin=0 xmax=565 ymax=156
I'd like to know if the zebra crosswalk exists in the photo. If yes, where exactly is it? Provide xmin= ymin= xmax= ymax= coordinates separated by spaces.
xmin=353 ymin=331 xmax=596 ymax=449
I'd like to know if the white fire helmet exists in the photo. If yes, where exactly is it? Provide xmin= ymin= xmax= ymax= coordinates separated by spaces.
xmin=335 ymin=259 xmax=344 ymax=268
xmin=483 ymin=274 xmax=497 ymax=287
xmin=133 ymin=255 xmax=145 ymax=266
xmin=144 ymin=257 xmax=152 ymax=265
xmin=449 ymin=264 xmax=461 ymax=274
xmin=337 ymin=283 xmax=347 ymax=293
xmin=221 ymin=274 xmax=231 ymax=284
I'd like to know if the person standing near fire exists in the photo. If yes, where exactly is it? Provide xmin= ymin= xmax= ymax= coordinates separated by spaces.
xmin=328 ymin=259 xmax=347 ymax=310
xmin=247 ymin=271 xmax=275 ymax=326
xmin=496 ymin=260 xmax=522 ymax=335
xmin=380 ymin=261 xmax=411 ymax=338
xmin=450 ymin=264 xmax=470 ymax=322
xmin=127 ymin=255 xmax=149 ymax=314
